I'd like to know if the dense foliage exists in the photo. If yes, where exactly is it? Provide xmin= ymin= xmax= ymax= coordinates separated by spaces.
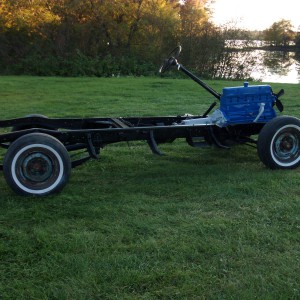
xmin=0 ymin=0 xmax=226 ymax=76
xmin=263 ymin=19 xmax=295 ymax=47
xmin=0 ymin=1 xmax=298 ymax=78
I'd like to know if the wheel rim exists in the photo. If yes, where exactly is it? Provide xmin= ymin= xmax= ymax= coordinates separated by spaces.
xmin=271 ymin=125 xmax=300 ymax=167
xmin=11 ymin=144 xmax=64 ymax=195
xmin=22 ymin=153 xmax=53 ymax=182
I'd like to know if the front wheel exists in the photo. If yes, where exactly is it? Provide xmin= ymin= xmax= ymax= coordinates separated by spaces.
xmin=3 ymin=133 xmax=71 ymax=196
xmin=257 ymin=116 xmax=300 ymax=169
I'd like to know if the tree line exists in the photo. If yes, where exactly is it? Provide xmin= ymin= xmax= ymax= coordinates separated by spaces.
xmin=0 ymin=0 xmax=299 ymax=77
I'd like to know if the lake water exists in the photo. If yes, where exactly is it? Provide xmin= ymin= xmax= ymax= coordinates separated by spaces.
xmin=249 ymin=49 xmax=300 ymax=84
xmin=226 ymin=40 xmax=300 ymax=83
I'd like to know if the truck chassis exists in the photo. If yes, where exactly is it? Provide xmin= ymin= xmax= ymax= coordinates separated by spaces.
xmin=0 ymin=46 xmax=299 ymax=196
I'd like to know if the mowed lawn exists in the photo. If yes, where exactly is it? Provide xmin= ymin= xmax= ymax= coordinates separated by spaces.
xmin=0 ymin=76 xmax=300 ymax=299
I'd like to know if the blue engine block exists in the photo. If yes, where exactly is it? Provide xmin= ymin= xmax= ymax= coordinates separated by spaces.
xmin=220 ymin=82 xmax=277 ymax=125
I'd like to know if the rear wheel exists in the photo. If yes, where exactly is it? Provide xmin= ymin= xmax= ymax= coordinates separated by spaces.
xmin=257 ymin=116 xmax=300 ymax=169
xmin=3 ymin=133 xmax=71 ymax=196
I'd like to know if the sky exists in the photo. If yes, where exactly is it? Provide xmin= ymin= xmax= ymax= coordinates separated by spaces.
xmin=210 ymin=0 xmax=300 ymax=31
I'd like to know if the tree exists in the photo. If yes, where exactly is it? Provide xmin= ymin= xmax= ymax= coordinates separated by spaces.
xmin=0 ymin=0 xmax=61 ymax=69
xmin=46 ymin=0 xmax=180 ymax=59
xmin=180 ymin=0 xmax=210 ymax=50
xmin=0 ymin=0 xmax=60 ymax=33
xmin=0 ymin=0 xmax=230 ymax=76
xmin=179 ymin=0 xmax=223 ymax=76
xmin=264 ymin=19 xmax=295 ymax=47
xmin=295 ymin=26 xmax=300 ymax=51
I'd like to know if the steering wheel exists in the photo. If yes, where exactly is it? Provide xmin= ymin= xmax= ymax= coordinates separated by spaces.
xmin=159 ymin=46 xmax=182 ymax=74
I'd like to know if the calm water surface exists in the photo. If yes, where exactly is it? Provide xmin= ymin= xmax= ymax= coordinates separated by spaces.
xmin=227 ymin=41 xmax=300 ymax=83
xmin=250 ymin=50 xmax=300 ymax=83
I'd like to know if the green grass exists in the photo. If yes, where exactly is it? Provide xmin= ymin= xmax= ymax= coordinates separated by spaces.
xmin=0 ymin=76 xmax=300 ymax=299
